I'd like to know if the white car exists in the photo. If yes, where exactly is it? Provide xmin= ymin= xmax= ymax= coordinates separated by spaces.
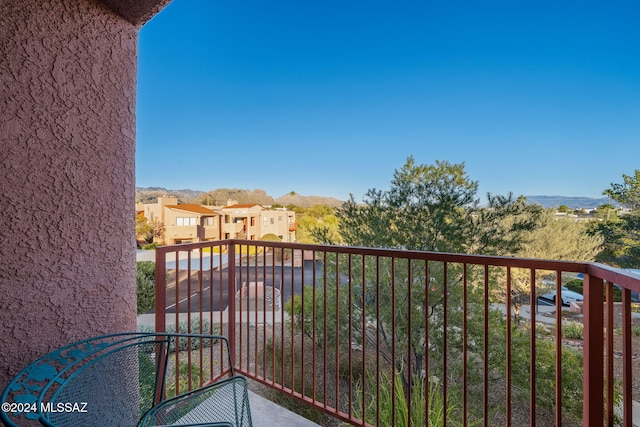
xmin=541 ymin=286 xmax=584 ymax=306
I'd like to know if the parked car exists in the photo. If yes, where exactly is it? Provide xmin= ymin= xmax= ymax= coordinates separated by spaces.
xmin=540 ymin=286 xmax=584 ymax=306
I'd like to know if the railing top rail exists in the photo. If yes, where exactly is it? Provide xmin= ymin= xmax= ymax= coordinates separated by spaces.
xmin=587 ymin=263 xmax=640 ymax=291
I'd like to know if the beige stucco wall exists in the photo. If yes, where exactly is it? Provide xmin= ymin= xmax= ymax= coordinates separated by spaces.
xmin=0 ymin=0 xmax=166 ymax=387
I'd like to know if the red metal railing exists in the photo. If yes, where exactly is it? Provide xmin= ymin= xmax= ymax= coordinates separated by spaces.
xmin=155 ymin=240 xmax=640 ymax=426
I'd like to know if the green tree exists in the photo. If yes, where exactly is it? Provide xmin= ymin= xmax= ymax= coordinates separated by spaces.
xmin=331 ymin=157 xmax=540 ymax=256
xmin=610 ymin=169 xmax=640 ymax=210
xmin=593 ymin=170 xmax=640 ymax=268
xmin=136 ymin=213 xmax=153 ymax=243
xmin=296 ymin=205 xmax=341 ymax=244
xmin=291 ymin=157 xmax=545 ymax=422
xmin=136 ymin=213 xmax=165 ymax=245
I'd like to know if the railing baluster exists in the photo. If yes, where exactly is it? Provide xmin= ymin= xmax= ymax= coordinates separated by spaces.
xmin=335 ymin=253 xmax=341 ymax=418
xmin=529 ymin=268 xmax=536 ymax=426
xmin=462 ymin=263 xmax=468 ymax=427
xmin=424 ymin=260 xmax=430 ymax=427
xmin=583 ymin=273 xmax=604 ymax=426
xmin=360 ymin=254 xmax=366 ymax=426
xmin=312 ymin=250 xmax=318 ymax=404
xmin=376 ymin=255 xmax=381 ymax=427
xmin=391 ymin=256 xmax=396 ymax=427
xmin=483 ymin=265 xmax=489 ymax=427
xmin=347 ymin=253 xmax=353 ymax=420
xmin=154 ymin=247 xmax=167 ymax=333
xmin=606 ymin=281 xmax=615 ymax=426
xmin=623 ymin=287 xmax=633 ymax=427
xmin=506 ymin=266 xmax=512 ymax=427
xmin=228 ymin=243 xmax=236 ymax=369
xmin=555 ymin=269 xmax=563 ymax=426
xmin=443 ymin=261 xmax=448 ymax=427
xmin=407 ymin=258 xmax=412 ymax=427
xmin=323 ymin=251 xmax=328 ymax=410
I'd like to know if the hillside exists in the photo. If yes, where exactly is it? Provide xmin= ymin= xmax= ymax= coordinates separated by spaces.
xmin=135 ymin=187 xmax=206 ymax=204
xmin=275 ymin=192 xmax=343 ymax=208
xmin=136 ymin=187 xmax=343 ymax=208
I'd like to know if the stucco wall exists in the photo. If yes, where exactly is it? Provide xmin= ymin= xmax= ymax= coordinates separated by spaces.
xmin=0 ymin=0 xmax=141 ymax=387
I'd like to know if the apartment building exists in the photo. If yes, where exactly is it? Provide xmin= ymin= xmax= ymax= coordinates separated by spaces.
xmin=139 ymin=197 xmax=295 ymax=244
xmin=220 ymin=203 xmax=296 ymax=242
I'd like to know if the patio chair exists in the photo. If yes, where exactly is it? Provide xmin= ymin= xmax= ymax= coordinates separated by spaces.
xmin=0 ymin=332 xmax=252 ymax=427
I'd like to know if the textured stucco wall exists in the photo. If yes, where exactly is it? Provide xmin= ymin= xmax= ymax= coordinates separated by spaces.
xmin=0 ymin=0 xmax=143 ymax=387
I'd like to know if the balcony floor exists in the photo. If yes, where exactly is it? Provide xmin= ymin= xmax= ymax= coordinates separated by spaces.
xmin=248 ymin=390 xmax=320 ymax=427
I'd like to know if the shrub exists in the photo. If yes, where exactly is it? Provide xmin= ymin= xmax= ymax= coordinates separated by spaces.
xmin=562 ymin=322 xmax=584 ymax=340
xmin=137 ymin=261 xmax=156 ymax=314
xmin=353 ymin=368 xmax=454 ymax=427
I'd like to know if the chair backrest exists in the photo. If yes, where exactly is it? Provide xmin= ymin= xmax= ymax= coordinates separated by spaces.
xmin=1 ymin=333 xmax=233 ymax=427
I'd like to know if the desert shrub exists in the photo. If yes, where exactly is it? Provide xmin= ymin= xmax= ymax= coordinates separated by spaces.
xmin=562 ymin=322 xmax=584 ymax=340
xmin=353 ymin=368 xmax=455 ymax=427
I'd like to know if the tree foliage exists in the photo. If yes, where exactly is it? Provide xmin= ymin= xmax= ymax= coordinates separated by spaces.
xmin=610 ymin=169 xmax=640 ymax=210
xmin=295 ymin=205 xmax=342 ymax=244
xmin=592 ymin=169 xmax=640 ymax=268
xmin=329 ymin=157 xmax=542 ymax=256
xmin=136 ymin=214 xmax=165 ymax=244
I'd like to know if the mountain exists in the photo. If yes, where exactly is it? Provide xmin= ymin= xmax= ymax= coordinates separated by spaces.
xmin=135 ymin=187 xmax=344 ymax=208
xmin=135 ymin=187 xmax=206 ymax=204
xmin=275 ymin=192 xmax=343 ymax=208
xmin=525 ymin=195 xmax=611 ymax=209
xmin=195 ymin=188 xmax=274 ymax=206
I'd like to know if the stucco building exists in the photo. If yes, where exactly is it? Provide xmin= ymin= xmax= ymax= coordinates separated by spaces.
xmin=139 ymin=198 xmax=296 ymax=244
xmin=220 ymin=203 xmax=296 ymax=242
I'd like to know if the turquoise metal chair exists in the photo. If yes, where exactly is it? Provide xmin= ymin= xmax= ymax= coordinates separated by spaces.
xmin=0 ymin=333 xmax=252 ymax=427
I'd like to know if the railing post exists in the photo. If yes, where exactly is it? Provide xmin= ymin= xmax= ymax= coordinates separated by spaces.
xmin=582 ymin=273 xmax=604 ymax=426
xmin=228 ymin=242 xmax=236 ymax=368
xmin=155 ymin=247 xmax=167 ymax=333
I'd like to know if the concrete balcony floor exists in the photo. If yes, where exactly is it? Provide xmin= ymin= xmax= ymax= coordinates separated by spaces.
xmin=248 ymin=390 xmax=320 ymax=427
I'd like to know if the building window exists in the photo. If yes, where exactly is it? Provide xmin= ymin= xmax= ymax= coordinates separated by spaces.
xmin=270 ymin=218 xmax=275 ymax=224
xmin=177 ymin=217 xmax=197 ymax=226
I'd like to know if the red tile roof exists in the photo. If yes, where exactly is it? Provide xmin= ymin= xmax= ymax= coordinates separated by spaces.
xmin=166 ymin=204 xmax=218 ymax=215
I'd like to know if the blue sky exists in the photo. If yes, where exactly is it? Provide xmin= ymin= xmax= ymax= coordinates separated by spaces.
xmin=136 ymin=0 xmax=639 ymax=202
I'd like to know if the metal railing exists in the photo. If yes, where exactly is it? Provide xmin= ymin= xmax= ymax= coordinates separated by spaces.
xmin=155 ymin=240 xmax=640 ymax=426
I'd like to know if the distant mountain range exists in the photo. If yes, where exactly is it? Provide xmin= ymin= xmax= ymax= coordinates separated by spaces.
xmin=135 ymin=187 xmax=344 ymax=208
xmin=524 ymin=195 xmax=612 ymax=209
xmin=136 ymin=187 xmax=611 ymax=210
